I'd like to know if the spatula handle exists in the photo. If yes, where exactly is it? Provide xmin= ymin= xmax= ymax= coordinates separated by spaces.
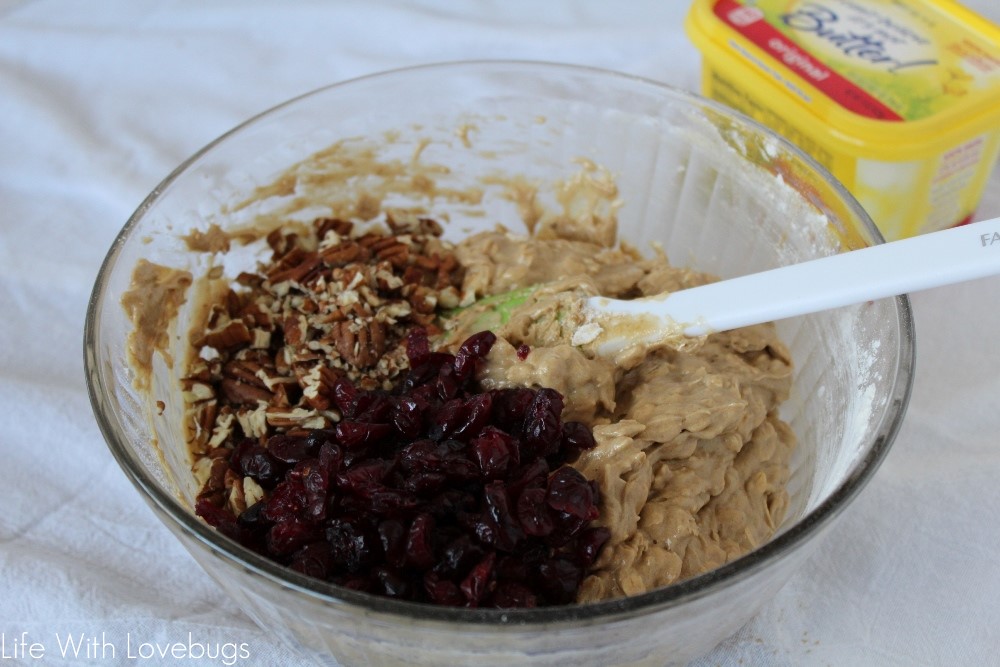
xmin=593 ymin=215 xmax=1000 ymax=338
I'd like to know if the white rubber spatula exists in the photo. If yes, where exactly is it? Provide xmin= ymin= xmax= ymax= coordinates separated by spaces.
xmin=581 ymin=215 xmax=1000 ymax=357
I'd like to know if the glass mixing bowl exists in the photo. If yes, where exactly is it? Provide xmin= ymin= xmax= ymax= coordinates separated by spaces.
xmin=85 ymin=61 xmax=914 ymax=666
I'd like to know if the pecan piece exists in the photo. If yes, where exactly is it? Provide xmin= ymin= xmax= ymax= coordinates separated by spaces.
xmin=196 ymin=456 xmax=231 ymax=507
xmin=376 ymin=242 xmax=410 ymax=268
xmin=268 ymin=252 xmax=322 ymax=285
xmin=225 ymin=468 xmax=247 ymax=515
xmin=301 ymin=364 xmax=342 ymax=411
xmin=197 ymin=319 xmax=253 ymax=352
xmin=220 ymin=377 xmax=274 ymax=405
xmin=330 ymin=321 xmax=358 ymax=365
xmin=321 ymin=241 xmax=367 ymax=266
xmin=315 ymin=217 xmax=354 ymax=239
xmin=223 ymin=359 xmax=267 ymax=387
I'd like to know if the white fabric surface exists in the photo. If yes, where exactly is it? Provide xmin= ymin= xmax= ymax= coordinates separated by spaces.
xmin=2 ymin=1 xmax=998 ymax=665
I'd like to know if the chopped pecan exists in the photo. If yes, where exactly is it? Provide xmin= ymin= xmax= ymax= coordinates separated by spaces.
xmin=413 ymin=254 xmax=440 ymax=272
xmin=265 ymin=406 xmax=327 ymax=429
xmin=196 ymin=319 xmax=253 ymax=352
xmin=189 ymin=399 xmax=220 ymax=452
xmin=196 ymin=456 xmax=230 ymax=507
xmin=376 ymin=242 xmax=409 ymax=268
xmin=330 ymin=321 xmax=359 ymax=366
xmin=225 ymin=290 xmax=244 ymax=320
xmin=406 ymin=285 xmax=437 ymax=315
xmin=183 ymin=380 xmax=215 ymax=404
xmin=225 ymin=468 xmax=247 ymax=515
xmin=236 ymin=405 xmax=268 ymax=439
xmin=315 ymin=217 xmax=354 ymax=239
xmin=301 ymin=364 xmax=342 ymax=411
xmin=236 ymin=271 xmax=264 ymax=288
xmin=220 ymin=377 xmax=274 ymax=405
xmin=207 ymin=410 xmax=234 ymax=448
xmin=268 ymin=252 xmax=322 ymax=285
xmin=185 ymin=214 xmax=467 ymax=497
xmin=320 ymin=241 xmax=367 ymax=266
xmin=222 ymin=359 xmax=267 ymax=387
xmin=435 ymin=253 xmax=463 ymax=289
xmin=282 ymin=313 xmax=306 ymax=346
xmin=243 ymin=477 xmax=265 ymax=508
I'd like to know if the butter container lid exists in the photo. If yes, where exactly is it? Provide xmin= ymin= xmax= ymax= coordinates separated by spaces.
xmin=686 ymin=0 xmax=1000 ymax=158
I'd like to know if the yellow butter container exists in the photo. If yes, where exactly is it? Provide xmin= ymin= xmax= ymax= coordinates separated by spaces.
xmin=685 ymin=0 xmax=1000 ymax=239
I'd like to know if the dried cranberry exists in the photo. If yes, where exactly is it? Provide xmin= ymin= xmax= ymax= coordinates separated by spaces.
xmin=546 ymin=466 xmax=598 ymax=521
xmin=548 ymin=509 xmax=589 ymax=547
xmin=467 ymin=516 xmax=497 ymax=549
xmin=516 ymin=344 xmax=531 ymax=360
xmin=469 ymin=426 xmax=513 ymax=479
xmin=305 ymin=428 xmax=338 ymax=452
xmin=200 ymin=330 xmax=606 ymax=608
xmin=231 ymin=440 xmax=283 ymax=488
xmin=405 ymin=327 xmax=431 ymax=364
xmin=453 ymin=330 xmax=496 ymax=380
xmin=391 ymin=395 xmax=426 ymax=439
xmin=427 ymin=398 xmax=464 ymax=441
xmin=440 ymin=452 xmax=479 ymax=483
xmin=402 ymin=354 xmax=453 ymax=392
xmin=268 ymin=519 xmax=323 ymax=556
xmin=491 ymin=581 xmax=538 ymax=608
xmin=494 ymin=553 xmax=529 ymax=584
xmin=482 ymin=481 xmax=525 ymax=553
xmin=506 ymin=457 xmax=549 ymax=500
xmin=535 ymin=557 xmax=582 ymax=605
xmin=195 ymin=497 xmax=236 ymax=532
xmin=433 ymin=535 xmax=484 ymax=578
xmin=236 ymin=500 xmax=268 ymax=532
xmin=290 ymin=542 xmax=336 ymax=579
xmin=266 ymin=434 xmax=313 ymax=464
xmin=326 ymin=517 xmax=379 ymax=573
xmin=369 ymin=488 xmax=419 ymax=515
xmin=423 ymin=571 xmax=464 ymax=606
xmin=560 ymin=421 xmax=598 ymax=462
xmin=522 ymin=388 xmax=565 ymax=458
xmin=295 ymin=461 xmax=330 ymax=520
xmin=460 ymin=552 xmax=496 ymax=607
xmin=490 ymin=387 xmax=535 ymax=431
xmin=574 ymin=527 xmax=611 ymax=567
xmin=434 ymin=364 xmax=461 ymax=401
xmin=403 ymin=471 xmax=447 ymax=495
xmin=355 ymin=390 xmax=392 ymax=423
xmin=318 ymin=442 xmax=344 ymax=475
xmin=451 ymin=393 xmax=493 ymax=441
xmin=373 ymin=566 xmax=411 ymax=599
xmin=377 ymin=519 xmax=407 ymax=569
xmin=405 ymin=513 xmax=437 ymax=570
xmin=426 ymin=489 xmax=477 ymax=519
xmin=399 ymin=439 xmax=440 ymax=474
xmin=336 ymin=419 xmax=392 ymax=449
xmin=262 ymin=477 xmax=307 ymax=523
xmin=516 ymin=487 xmax=555 ymax=537
xmin=331 ymin=376 xmax=360 ymax=417
xmin=334 ymin=458 xmax=393 ymax=498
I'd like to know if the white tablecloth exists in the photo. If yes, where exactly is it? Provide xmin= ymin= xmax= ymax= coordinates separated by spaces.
xmin=2 ymin=1 xmax=998 ymax=665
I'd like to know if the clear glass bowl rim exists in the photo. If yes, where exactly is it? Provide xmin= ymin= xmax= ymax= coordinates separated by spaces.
xmin=84 ymin=59 xmax=915 ymax=628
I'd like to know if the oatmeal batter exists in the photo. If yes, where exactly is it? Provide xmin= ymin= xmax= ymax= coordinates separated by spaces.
xmin=446 ymin=228 xmax=795 ymax=602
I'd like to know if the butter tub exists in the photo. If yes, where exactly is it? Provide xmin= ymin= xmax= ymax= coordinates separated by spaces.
xmin=685 ymin=0 xmax=1000 ymax=240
